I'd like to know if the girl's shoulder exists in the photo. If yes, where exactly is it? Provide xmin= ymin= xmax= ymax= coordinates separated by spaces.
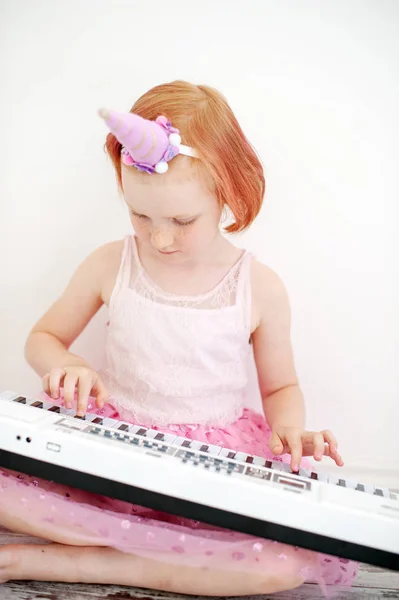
xmin=249 ymin=258 xmax=290 ymax=330
xmin=250 ymin=258 xmax=287 ymax=301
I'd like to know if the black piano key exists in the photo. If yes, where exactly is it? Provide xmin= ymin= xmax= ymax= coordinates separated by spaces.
xmin=245 ymin=456 xmax=254 ymax=464
xmin=118 ymin=424 xmax=129 ymax=432
xmin=338 ymin=479 xmax=346 ymax=487
xmin=31 ymin=401 xmax=43 ymax=409
xmin=200 ymin=444 xmax=209 ymax=453
xmin=92 ymin=417 xmax=103 ymax=425
xmin=356 ymin=484 xmax=365 ymax=492
xmin=227 ymin=451 xmax=236 ymax=459
xmin=265 ymin=460 xmax=273 ymax=469
xmin=14 ymin=396 xmax=26 ymax=404
xmin=136 ymin=428 xmax=147 ymax=436
xmin=374 ymin=488 xmax=383 ymax=496
xmin=311 ymin=472 xmax=318 ymax=480
xmin=48 ymin=406 xmax=61 ymax=413
xmin=155 ymin=433 xmax=165 ymax=441
xmin=181 ymin=440 xmax=191 ymax=448
xmin=74 ymin=415 xmax=86 ymax=420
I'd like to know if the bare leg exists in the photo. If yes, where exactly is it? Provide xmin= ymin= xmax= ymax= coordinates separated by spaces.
xmin=0 ymin=543 xmax=306 ymax=596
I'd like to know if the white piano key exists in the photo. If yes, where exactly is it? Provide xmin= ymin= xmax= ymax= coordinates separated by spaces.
xmin=1 ymin=390 xmax=22 ymax=401
xmin=100 ymin=417 xmax=121 ymax=429
xmin=59 ymin=406 xmax=76 ymax=417
xmin=234 ymin=451 xmax=250 ymax=463
xmin=252 ymin=455 xmax=267 ymax=466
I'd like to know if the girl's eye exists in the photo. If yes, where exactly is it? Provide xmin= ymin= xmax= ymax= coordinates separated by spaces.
xmin=174 ymin=219 xmax=196 ymax=227
xmin=132 ymin=212 xmax=148 ymax=220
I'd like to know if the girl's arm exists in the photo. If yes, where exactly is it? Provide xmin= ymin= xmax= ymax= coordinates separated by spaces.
xmin=24 ymin=241 xmax=122 ymax=414
xmin=251 ymin=261 xmax=343 ymax=471
xmin=251 ymin=263 xmax=305 ymax=430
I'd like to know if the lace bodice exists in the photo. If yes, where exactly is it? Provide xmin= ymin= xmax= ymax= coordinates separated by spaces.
xmin=99 ymin=235 xmax=253 ymax=426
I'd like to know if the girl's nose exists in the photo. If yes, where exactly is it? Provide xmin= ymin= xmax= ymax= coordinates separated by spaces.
xmin=150 ymin=227 xmax=174 ymax=250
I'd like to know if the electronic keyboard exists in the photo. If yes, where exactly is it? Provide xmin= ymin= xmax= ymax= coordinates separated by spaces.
xmin=0 ymin=390 xmax=398 ymax=571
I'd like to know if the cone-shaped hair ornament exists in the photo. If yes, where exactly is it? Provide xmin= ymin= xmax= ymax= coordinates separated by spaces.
xmin=99 ymin=108 xmax=197 ymax=174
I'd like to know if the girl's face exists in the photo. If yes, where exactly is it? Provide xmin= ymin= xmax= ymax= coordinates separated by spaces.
xmin=121 ymin=158 xmax=223 ymax=263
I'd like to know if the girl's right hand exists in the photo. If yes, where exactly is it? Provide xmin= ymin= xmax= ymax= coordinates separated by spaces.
xmin=42 ymin=365 xmax=108 ymax=417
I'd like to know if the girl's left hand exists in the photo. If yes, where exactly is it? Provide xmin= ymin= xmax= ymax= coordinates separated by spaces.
xmin=268 ymin=427 xmax=344 ymax=472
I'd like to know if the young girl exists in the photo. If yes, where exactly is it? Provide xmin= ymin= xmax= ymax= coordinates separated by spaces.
xmin=0 ymin=81 xmax=357 ymax=595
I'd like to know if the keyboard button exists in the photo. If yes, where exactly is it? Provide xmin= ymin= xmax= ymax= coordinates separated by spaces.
xmin=31 ymin=401 xmax=44 ymax=409
xmin=118 ymin=424 xmax=130 ymax=432
xmin=92 ymin=417 xmax=104 ymax=425
xmin=48 ymin=406 xmax=61 ymax=413
xmin=74 ymin=415 xmax=86 ymax=420
xmin=14 ymin=396 xmax=27 ymax=404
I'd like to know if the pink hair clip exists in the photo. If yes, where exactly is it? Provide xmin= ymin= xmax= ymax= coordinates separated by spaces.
xmin=99 ymin=108 xmax=198 ymax=174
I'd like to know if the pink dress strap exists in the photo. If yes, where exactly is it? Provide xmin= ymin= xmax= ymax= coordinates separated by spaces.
xmin=109 ymin=236 xmax=133 ymax=312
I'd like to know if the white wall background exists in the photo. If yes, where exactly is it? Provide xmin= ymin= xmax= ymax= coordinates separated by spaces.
xmin=1 ymin=0 xmax=398 ymax=483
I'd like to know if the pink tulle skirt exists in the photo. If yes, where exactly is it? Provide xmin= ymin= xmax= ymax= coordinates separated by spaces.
xmin=0 ymin=394 xmax=358 ymax=593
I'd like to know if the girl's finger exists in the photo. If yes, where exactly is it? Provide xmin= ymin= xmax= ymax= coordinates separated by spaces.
xmin=63 ymin=371 xmax=78 ymax=409
xmin=76 ymin=375 xmax=93 ymax=417
xmin=92 ymin=377 xmax=109 ymax=409
xmin=269 ymin=431 xmax=284 ymax=455
xmin=312 ymin=432 xmax=325 ymax=461
xmin=48 ymin=368 xmax=66 ymax=400
xmin=322 ymin=430 xmax=344 ymax=466
xmin=286 ymin=432 xmax=303 ymax=472
xmin=42 ymin=373 xmax=50 ymax=396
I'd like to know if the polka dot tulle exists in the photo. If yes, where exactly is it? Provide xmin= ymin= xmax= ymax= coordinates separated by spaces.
xmin=0 ymin=394 xmax=358 ymax=593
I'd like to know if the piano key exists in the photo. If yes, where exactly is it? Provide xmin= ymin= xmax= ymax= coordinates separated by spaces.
xmin=91 ymin=417 xmax=104 ymax=425
xmin=342 ymin=479 xmax=359 ymax=490
xmin=1 ymin=390 xmax=24 ymax=401
xmin=234 ymin=452 xmax=251 ymax=463
xmin=279 ymin=462 xmax=294 ymax=473
xmin=188 ymin=440 xmax=222 ymax=456
xmin=30 ymin=400 xmax=44 ymax=409
xmin=135 ymin=427 xmax=148 ymax=436
xmin=144 ymin=430 xmax=178 ymax=445
xmin=13 ymin=396 xmax=27 ymax=404
xmin=84 ymin=413 xmax=101 ymax=423
xmin=356 ymin=483 xmax=365 ymax=492
xmin=117 ymin=423 xmax=130 ymax=432
xmin=48 ymin=406 xmax=61 ymax=413
xmin=219 ymin=448 xmax=237 ymax=460
xmin=100 ymin=417 xmax=120 ymax=429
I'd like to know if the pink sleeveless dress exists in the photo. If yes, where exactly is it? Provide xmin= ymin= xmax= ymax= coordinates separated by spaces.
xmin=0 ymin=236 xmax=357 ymax=591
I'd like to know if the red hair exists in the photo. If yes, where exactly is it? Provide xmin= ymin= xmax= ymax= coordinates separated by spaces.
xmin=105 ymin=81 xmax=265 ymax=233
